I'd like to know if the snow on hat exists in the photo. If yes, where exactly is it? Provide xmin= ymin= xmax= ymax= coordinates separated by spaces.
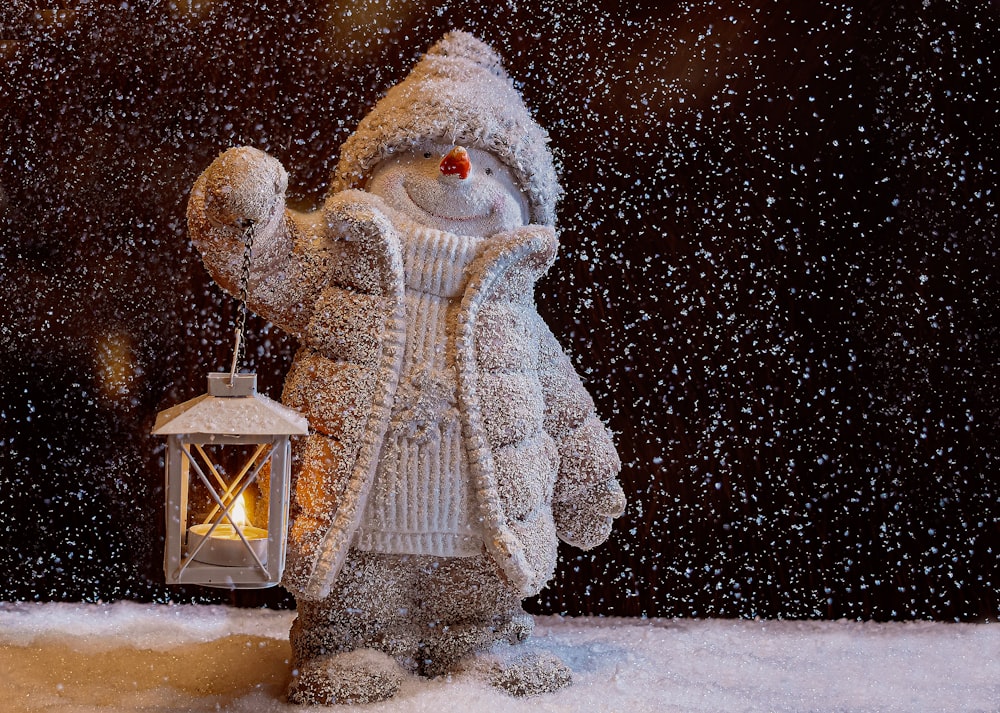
xmin=329 ymin=30 xmax=563 ymax=226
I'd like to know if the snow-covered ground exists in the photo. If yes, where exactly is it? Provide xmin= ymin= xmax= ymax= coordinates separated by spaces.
xmin=0 ymin=601 xmax=996 ymax=712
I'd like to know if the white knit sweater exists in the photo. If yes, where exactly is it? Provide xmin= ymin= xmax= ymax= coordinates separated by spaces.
xmin=354 ymin=223 xmax=485 ymax=556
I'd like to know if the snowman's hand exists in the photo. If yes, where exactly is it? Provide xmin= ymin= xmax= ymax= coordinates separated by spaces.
xmin=199 ymin=146 xmax=288 ymax=233
xmin=554 ymin=478 xmax=626 ymax=550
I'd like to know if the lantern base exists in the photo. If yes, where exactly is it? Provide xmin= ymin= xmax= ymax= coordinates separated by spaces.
xmin=196 ymin=582 xmax=280 ymax=590
xmin=165 ymin=558 xmax=285 ymax=589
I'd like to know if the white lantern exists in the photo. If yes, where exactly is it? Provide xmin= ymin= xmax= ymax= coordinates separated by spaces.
xmin=153 ymin=372 xmax=308 ymax=588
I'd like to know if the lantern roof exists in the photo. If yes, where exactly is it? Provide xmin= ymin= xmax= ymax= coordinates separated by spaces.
xmin=152 ymin=373 xmax=309 ymax=436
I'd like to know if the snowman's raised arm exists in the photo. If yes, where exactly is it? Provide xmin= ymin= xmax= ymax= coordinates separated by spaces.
xmin=187 ymin=147 xmax=349 ymax=335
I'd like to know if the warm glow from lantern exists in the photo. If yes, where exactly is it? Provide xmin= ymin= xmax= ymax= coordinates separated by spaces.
xmin=167 ymin=0 xmax=215 ymax=20
xmin=187 ymin=489 xmax=268 ymax=569
xmin=230 ymin=492 xmax=250 ymax=528
xmin=156 ymin=372 xmax=307 ymax=587
xmin=94 ymin=331 xmax=137 ymax=401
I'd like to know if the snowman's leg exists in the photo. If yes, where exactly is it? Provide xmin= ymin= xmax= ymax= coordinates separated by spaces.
xmin=415 ymin=554 xmax=572 ymax=695
xmin=414 ymin=554 xmax=532 ymax=676
xmin=287 ymin=549 xmax=419 ymax=705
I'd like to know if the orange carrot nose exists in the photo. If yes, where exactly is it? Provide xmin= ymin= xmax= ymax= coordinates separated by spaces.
xmin=439 ymin=146 xmax=471 ymax=179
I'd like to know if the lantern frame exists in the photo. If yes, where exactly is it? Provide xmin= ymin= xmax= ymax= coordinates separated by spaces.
xmin=153 ymin=372 xmax=309 ymax=589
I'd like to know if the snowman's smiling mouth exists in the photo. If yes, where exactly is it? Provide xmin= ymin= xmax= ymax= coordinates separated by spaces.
xmin=403 ymin=182 xmax=496 ymax=222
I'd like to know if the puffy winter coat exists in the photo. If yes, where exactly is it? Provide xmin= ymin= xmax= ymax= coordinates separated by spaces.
xmin=188 ymin=186 xmax=622 ymax=602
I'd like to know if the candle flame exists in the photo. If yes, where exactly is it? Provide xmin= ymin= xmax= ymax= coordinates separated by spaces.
xmin=230 ymin=493 xmax=250 ymax=529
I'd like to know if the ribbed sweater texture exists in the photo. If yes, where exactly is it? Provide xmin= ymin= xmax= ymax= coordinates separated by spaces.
xmin=355 ymin=224 xmax=484 ymax=556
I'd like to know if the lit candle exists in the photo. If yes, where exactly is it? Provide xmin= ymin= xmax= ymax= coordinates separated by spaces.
xmin=187 ymin=494 xmax=268 ymax=567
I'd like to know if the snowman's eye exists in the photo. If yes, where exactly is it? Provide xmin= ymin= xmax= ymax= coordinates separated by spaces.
xmin=423 ymin=152 xmax=432 ymax=159
xmin=484 ymin=167 xmax=493 ymax=175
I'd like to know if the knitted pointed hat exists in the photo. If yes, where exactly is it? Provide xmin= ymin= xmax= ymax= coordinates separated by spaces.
xmin=329 ymin=31 xmax=562 ymax=226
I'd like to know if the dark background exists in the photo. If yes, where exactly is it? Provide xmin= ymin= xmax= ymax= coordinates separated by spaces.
xmin=0 ymin=0 xmax=996 ymax=621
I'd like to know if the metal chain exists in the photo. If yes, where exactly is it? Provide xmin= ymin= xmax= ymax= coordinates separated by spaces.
xmin=229 ymin=220 xmax=255 ymax=384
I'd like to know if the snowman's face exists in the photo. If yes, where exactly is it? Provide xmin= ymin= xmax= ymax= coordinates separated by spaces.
xmin=365 ymin=143 xmax=529 ymax=238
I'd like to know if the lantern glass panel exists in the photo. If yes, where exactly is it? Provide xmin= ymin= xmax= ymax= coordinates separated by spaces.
xmin=182 ymin=441 xmax=272 ymax=570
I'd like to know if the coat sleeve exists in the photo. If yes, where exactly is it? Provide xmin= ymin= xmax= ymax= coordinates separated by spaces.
xmin=537 ymin=323 xmax=623 ymax=502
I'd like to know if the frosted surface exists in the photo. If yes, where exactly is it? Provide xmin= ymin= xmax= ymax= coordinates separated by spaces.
xmin=0 ymin=602 xmax=997 ymax=712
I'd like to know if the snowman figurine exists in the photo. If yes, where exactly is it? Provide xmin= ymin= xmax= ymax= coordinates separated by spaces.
xmin=187 ymin=31 xmax=625 ymax=705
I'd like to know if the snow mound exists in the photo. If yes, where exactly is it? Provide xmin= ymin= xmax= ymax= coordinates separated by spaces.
xmin=0 ymin=602 xmax=996 ymax=712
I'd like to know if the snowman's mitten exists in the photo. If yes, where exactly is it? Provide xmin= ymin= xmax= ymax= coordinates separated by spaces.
xmin=553 ymin=477 xmax=626 ymax=550
xmin=200 ymin=146 xmax=288 ymax=232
